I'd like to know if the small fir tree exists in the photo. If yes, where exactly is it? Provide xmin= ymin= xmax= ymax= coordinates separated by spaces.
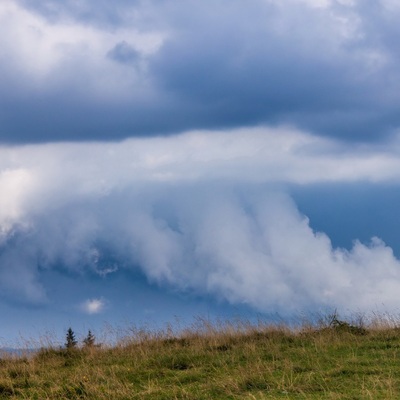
xmin=65 ymin=327 xmax=77 ymax=349
xmin=83 ymin=330 xmax=95 ymax=347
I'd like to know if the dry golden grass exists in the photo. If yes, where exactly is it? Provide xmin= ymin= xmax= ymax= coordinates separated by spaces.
xmin=1 ymin=314 xmax=400 ymax=399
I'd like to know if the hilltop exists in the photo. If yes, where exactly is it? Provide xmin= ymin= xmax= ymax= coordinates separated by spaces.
xmin=1 ymin=314 xmax=400 ymax=399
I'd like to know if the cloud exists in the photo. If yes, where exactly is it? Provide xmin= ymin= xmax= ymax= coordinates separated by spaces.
xmin=15 ymin=0 xmax=144 ymax=27
xmin=81 ymin=298 xmax=106 ymax=314
xmin=1 ymin=128 xmax=400 ymax=312
xmin=0 ymin=126 xmax=399 ymax=217
xmin=2 ymin=181 xmax=400 ymax=314
xmin=1 ymin=125 xmax=400 ymax=240
xmin=0 ymin=0 xmax=165 ymax=142
xmin=0 ymin=247 xmax=47 ymax=305
xmin=107 ymin=41 xmax=141 ymax=65
xmin=1 ymin=0 xmax=400 ymax=142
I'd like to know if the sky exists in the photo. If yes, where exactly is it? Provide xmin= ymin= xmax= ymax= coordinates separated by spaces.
xmin=1 ymin=0 xmax=400 ymax=345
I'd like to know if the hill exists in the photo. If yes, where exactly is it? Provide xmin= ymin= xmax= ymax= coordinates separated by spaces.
xmin=0 ymin=314 xmax=399 ymax=399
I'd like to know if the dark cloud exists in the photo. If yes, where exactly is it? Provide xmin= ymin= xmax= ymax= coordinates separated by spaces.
xmin=148 ymin=0 xmax=400 ymax=140
xmin=107 ymin=41 xmax=141 ymax=65
xmin=1 ymin=0 xmax=400 ymax=143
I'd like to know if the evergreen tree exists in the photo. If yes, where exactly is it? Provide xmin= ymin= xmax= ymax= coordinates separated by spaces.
xmin=83 ymin=330 xmax=95 ymax=347
xmin=65 ymin=327 xmax=77 ymax=349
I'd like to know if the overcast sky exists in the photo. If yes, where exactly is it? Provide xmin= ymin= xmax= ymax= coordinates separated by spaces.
xmin=1 ymin=0 xmax=400 ymax=345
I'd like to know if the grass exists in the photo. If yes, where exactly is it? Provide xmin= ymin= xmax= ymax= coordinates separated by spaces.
xmin=1 ymin=313 xmax=400 ymax=399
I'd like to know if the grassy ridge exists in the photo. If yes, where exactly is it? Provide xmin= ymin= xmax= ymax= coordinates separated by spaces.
xmin=1 ymin=315 xmax=400 ymax=399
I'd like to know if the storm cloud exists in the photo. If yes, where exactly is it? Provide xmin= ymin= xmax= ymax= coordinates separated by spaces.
xmin=2 ymin=1 xmax=400 ymax=341
xmin=1 ymin=0 xmax=400 ymax=142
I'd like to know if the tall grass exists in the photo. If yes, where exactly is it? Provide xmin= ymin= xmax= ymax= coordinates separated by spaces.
xmin=1 ymin=313 xmax=400 ymax=399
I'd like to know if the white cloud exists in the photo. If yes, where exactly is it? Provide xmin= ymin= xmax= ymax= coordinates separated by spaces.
xmin=1 ymin=128 xmax=400 ymax=311
xmin=119 ymin=189 xmax=400 ymax=313
xmin=0 ymin=168 xmax=36 ymax=237
xmin=22 ymin=186 xmax=400 ymax=314
xmin=81 ymin=298 xmax=106 ymax=315
xmin=296 ymin=0 xmax=331 ymax=9
xmin=0 ymin=126 xmax=400 ymax=208
xmin=0 ymin=0 xmax=165 ymax=96
xmin=1 ymin=125 xmax=400 ymax=239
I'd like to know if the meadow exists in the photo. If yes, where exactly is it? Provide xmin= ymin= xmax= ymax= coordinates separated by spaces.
xmin=1 ymin=313 xmax=400 ymax=399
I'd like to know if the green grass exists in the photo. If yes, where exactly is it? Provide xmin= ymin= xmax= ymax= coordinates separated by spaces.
xmin=2 ymin=315 xmax=400 ymax=399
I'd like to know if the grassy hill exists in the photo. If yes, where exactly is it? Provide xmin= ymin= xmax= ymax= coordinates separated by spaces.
xmin=1 ymin=314 xmax=400 ymax=399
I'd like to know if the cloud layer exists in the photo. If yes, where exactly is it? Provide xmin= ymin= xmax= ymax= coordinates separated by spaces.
xmin=1 ymin=0 xmax=400 ymax=142
xmin=1 ymin=128 xmax=400 ymax=314
xmin=2 ymin=0 xmax=400 ymax=328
